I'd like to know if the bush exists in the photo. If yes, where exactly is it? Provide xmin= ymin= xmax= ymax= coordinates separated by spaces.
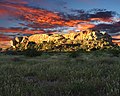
xmin=69 ymin=50 xmax=82 ymax=58
xmin=23 ymin=49 xmax=42 ymax=57
xmin=25 ymin=42 xmax=43 ymax=57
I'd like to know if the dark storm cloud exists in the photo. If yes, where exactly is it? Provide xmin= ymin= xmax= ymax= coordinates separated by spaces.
xmin=90 ymin=11 xmax=115 ymax=18
xmin=93 ymin=21 xmax=120 ymax=34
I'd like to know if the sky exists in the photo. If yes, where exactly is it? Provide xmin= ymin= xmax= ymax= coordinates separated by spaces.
xmin=0 ymin=0 xmax=120 ymax=41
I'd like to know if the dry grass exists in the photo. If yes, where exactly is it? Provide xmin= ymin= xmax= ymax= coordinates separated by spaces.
xmin=0 ymin=50 xmax=120 ymax=96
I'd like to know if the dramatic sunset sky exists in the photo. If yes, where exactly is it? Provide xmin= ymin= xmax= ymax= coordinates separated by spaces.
xmin=0 ymin=0 xmax=120 ymax=43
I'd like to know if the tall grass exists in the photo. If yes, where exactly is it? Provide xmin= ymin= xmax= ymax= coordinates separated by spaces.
xmin=0 ymin=50 xmax=119 ymax=96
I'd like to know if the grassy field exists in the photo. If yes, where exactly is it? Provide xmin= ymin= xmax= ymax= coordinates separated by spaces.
xmin=0 ymin=50 xmax=120 ymax=96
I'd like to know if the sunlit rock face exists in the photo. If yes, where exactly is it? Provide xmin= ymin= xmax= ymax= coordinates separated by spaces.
xmin=10 ymin=30 xmax=115 ymax=52
xmin=28 ymin=30 xmax=113 ymax=44
xmin=10 ymin=36 xmax=28 ymax=50
xmin=28 ymin=34 xmax=49 ymax=43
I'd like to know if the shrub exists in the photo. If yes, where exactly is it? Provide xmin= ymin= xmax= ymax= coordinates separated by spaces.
xmin=23 ymin=49 xmax=42 ymax=57
xmin=69 ymin=51 xmax=79 ymax=58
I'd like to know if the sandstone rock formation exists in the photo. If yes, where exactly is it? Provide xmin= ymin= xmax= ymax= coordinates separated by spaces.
xmin=10 ymin=30 xmax=115 ymax=52
xmin=28 ymin=34 xmax=49 ymax=43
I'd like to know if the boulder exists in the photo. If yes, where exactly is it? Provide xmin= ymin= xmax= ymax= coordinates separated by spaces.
xmin=28 ymin=34 xmax=49 ymax=43
xmin=10 ymin=39 xmax=18 ymax=48
xmin=63 ymin=32 xmax=77 ymax=40
xmin=10 ymin=36 xmax=28 ymax=49
xmin=15 ymin=37 xmax=23 ymax=43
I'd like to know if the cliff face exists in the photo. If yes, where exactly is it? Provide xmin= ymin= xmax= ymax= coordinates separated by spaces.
xmin=10 ymin=30 xmax=115 ymax=52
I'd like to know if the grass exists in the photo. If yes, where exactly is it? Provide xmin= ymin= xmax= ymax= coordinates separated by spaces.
xmin=0 ymin=50 xmax=120 ymax=96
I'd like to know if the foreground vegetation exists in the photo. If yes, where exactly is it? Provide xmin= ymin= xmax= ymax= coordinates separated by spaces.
xmin=0 ymin=48 xmax=120 ymax=96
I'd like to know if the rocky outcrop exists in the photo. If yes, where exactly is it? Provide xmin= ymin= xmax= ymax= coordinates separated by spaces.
xmin=10 ymin=30 xmax=115 ymax=52
xmin=28 ymin=34 xmax=49 ymax=43
xmin=10 ymin=36 xmax=28 ymax=50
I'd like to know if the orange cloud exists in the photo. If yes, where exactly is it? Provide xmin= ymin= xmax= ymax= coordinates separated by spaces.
xmin=0 ymin=34 xmax=11 ymax=41
xmin=0 ymin=2 xmax=97 ymax=28
xmin=76 ymin=23 xmax=95 ymax=30
xmin=0 ymin=9 xmax=7 ymax=16
xmin=0 ymin=1 xmax=119 ymax=31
